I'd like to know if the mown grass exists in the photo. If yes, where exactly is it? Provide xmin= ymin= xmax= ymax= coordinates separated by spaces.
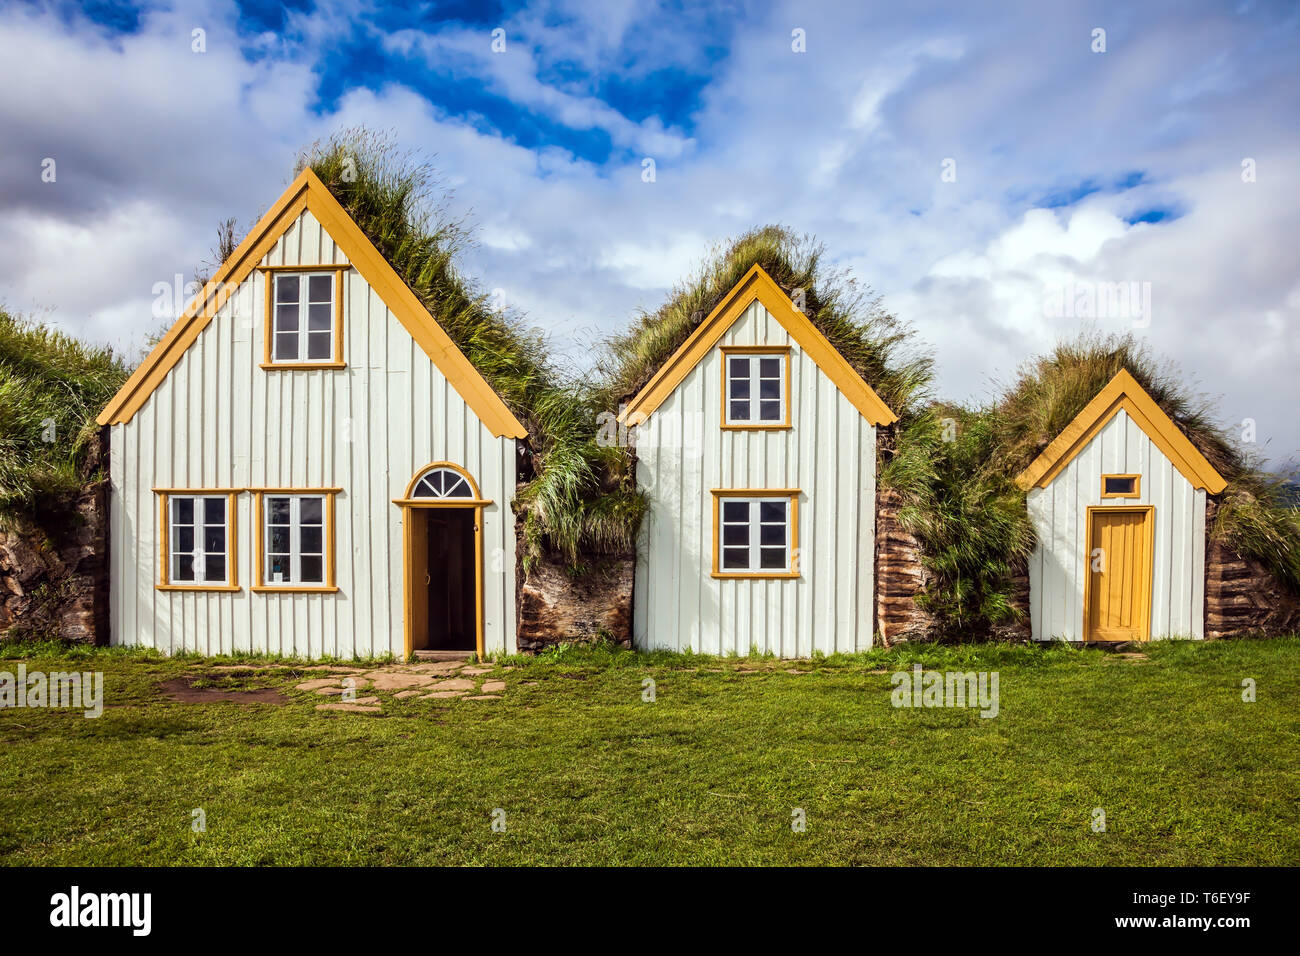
xmin=1 ymin=637 xmax=1297 ymax=866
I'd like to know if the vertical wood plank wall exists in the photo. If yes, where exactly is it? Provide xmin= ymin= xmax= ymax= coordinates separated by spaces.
xmin=108 ymin=210 xmax=518 ymax=658
xmin=632 ymin=302 xmax=877 ymax=656
xmin=1026 ymin=409 xmax=1206 ymax=640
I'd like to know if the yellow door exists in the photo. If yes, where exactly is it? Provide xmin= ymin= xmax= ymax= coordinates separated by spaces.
xmin=1085 ymin=507 xmax=1153 ymax=642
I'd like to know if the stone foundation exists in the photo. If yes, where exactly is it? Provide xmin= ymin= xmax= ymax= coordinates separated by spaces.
xmin=0 ymin=431 xmax=109 ymax=644
xmin=874 ymin=485 xmax=935 ymax=645
xmin=516 ymin=551 xmax=634 ymax=652
xmin=1204 ymin=497 xmax=1300 ymax=638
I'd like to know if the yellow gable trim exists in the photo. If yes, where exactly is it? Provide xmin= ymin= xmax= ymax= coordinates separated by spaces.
xmin=1014 ymin=369 xmax=1227 ymax=494
xmin=98 ymin=168 xmax=527 ymax=439
xmin=617 ymin=264 xmax=898 ymax=427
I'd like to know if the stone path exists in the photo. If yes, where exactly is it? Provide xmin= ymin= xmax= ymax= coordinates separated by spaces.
xmin=297 ymin=660 xmax=515 ymax=715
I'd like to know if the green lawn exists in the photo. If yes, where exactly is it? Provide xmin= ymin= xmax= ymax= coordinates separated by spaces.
xmin=1 ymin=637 xmax=1297 ymax=866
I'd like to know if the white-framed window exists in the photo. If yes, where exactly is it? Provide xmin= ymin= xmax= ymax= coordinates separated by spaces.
xmin=168 ymin=494 xmax=231 ymax=585
xmin=714 ymin=493 xmax=798 ymax=576
xmin=410 ymin=466 xmax=475 ymax=499
xmin=724 ymin=351 xmax=788 ymax=425
xmin=272 ymin=272 xmax=335 ymax=363
xmin=263 ymin=494 xmax=326 ymax=586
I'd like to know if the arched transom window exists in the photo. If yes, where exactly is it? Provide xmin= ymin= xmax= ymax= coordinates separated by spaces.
xmin=410 ymin=466 xmax=475 ymax=499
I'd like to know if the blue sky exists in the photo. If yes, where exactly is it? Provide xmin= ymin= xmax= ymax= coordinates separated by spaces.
xmin=2 ymin=0 xmax=1299 ymax=461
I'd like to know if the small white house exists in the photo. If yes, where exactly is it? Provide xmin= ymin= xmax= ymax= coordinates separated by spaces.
xmin=1016 ymin=369 xmax=1227 ymax=642
xmin=618 ymin=265 xmax=898 ymax=656
xmin=97 ymin=168 xmax=527 ymax=659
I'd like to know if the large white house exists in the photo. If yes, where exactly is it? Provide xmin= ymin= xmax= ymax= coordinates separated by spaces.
xmin=619 ymin=265 xmax=898 ymax=657
xmin=97 ymin=168 xmax=527 ymax=660
xmin=1016 ymin=369 xmax=1228 ymax=642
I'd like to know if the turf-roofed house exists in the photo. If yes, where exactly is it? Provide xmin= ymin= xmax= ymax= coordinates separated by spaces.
xmin=1016 ymin=369 xmax=1227 ymax=642
xmin=97 ymin=167 xmax=528 ymax=659
xmin=618 ymin=263 xmax=899 ymax=656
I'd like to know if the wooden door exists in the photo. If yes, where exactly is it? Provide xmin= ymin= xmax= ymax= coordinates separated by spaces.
xmin=1085 ymin=507 xmax=1153 ymax=642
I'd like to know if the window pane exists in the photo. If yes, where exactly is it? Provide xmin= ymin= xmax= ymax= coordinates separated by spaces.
xmin=300 ymin=526 xmax=323 ymax=554
xmin=300 ymin=555 xmax=324 ymax=583
xmin=175 ymin=497 xmax=194 ymax=524
xmin=760 ymin=501 xmax=786 ymax=523
xmin=1104 ymin=476 xmax=1136 ymax=495
xmin=759 ymin=378 xmax=781 ymax=399
xmin=275 ymin=275 xmax=299 ymax=302
xmin=299 ymin=497 xmax=323 ymax=524
xmin=722 ymin=547 xmax=749 ymax=569
xmin=729 ymin=401 xmax=750 ymax=421
xmin=730 ymin=378 xmax=750 ymax=399
xmin=203 ymin=497 xmax=225 ymax=523
xmin=268 ymin=497 xmax=291 ymax=524
xmin=728 ymin=357 xmax=749 ymax=378
xmin=308 ymin=303 xmax=331 ymax=331
xmin=723 ymin=524 xmax=748 ymax=546
xmin=269 ymin=526 xmax=291 ymax=555
xmin=307 ymin=332 xmax=332 ymax=360
xmin=269 ymin=555 xmax=291 ymax=581
xmin=759 ymin=357 xmax=781 ymax=378
xmin=760 ymin=547 xmax=787 ymax=569
xmin=174 ymin=555 xmax=195 ymax=581
xmin=722 ymin=501 xmax=748 ymax=523
xmin=275 ymin=333 xmax=299 ymax=361
xmin=759 ymin=400 xmax=781 ymax=421
xmin=307 ymin=274 xmax=332 ymax=302
xmin=176 ymin=526 xmax=194 ymax=553
xmin=276 ymin=303 xmax=299 ymax=331
xmin=204 ymin=527 xmax=225 ymax=553
xmin=444 ymin=476 xmax=470 ymax=497
xmin=205 ymin=554 xmax=226 ymax=582
xmin=760 ymin=523 xmax=785 ymax=546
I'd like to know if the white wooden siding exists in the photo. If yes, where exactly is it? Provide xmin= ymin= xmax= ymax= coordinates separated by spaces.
xmin=108 ymin=209 xmax=517 ymax=658
xmin=1026 ymin=409 xmax=1206 ymax=641
xmin=632 ymin=302 xmax=877 ymax=656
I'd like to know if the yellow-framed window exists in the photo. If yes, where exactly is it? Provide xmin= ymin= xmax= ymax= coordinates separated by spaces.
xmin=258 ymin=265 xmax=346 ymax=369
xmin=252 ymin=489 xmax=340 ymax=593
xmin=720 ymin=346 xmax=792 ymax=429
xmin=155 ymin=489 xmax=240 ymax=591
xmin=711 ymin=489 xmax=800 ymax=579
xmin=1101 ymin=474 xmax=1141 ymax=498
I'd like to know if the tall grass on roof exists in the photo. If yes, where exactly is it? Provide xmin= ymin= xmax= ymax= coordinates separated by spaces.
xmin=596 ymin=226 xmax=933 ymax=417
xmin=881 ymin=405 xmax=1035 ymax=640
xmin=299 ymin=130 xmax=642 ymax=570
xmin=0 ymin=309 xmax=128 ymax=523
xmin=994 ymin=331 xmax=1300 ymax=593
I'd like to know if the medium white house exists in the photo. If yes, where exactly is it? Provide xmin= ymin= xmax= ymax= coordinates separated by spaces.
xmin=618 ymin=265 xmax=898 ymax=656
xmin=97 ymin=168 xmax=527 ymax=660
xmin=1016 ymin=369 xmax=1227 ymax=642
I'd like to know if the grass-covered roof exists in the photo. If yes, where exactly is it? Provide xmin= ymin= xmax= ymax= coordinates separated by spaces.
xmin=597 ymin=225 xmax=933 ymax=419
xmin=0 ymin=309 xmax=128 ymax=524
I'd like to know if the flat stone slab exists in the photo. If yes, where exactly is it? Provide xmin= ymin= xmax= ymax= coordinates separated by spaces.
xmin=401 ymin=662 xmax=464 ymax=675
xmin=367 ymin=672 xmax=435 ymax=690
xmin=480 ymin=680 xmax=506 ymax=693
xmin=430 ymin=678 xmax=476 ymax=691
xmin=465 ymin=695 xmax=501 ymax=701
xmin=296 ymin=678 xmax=344 ymax=691
xmin=420 ymin=690 xmax=467 ymax=699
xmin=393 ymin=690 xmax=424 ymax=699
xmin=460 ymin=666 xmax=493 ymax=675
xmin=316 ymin=702 xmax=381 ymax=713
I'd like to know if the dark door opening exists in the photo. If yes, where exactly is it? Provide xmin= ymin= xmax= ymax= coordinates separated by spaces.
xmin=410 ymin=508 xmax=476 ymax=652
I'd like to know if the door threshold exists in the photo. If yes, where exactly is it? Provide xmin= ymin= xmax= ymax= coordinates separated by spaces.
xmin=412 ymin=650 xmax=476 ymax=661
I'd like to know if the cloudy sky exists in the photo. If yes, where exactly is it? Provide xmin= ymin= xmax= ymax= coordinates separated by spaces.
xmin=2 ymin=0 xmax=1298 ymax=462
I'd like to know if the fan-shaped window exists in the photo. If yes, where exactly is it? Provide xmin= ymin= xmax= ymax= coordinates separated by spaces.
xmin=411 ymin=466 xmax=475 ymax=499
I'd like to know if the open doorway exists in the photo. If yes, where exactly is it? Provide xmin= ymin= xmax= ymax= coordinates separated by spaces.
xmin=409 ymin=508 xmax=477 ymax=652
